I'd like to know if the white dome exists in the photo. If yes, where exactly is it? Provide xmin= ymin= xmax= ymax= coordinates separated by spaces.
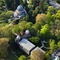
xmin=25 ymin=30 xmax=30 ymax=34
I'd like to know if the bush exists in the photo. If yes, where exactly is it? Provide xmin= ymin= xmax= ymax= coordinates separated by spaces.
xmin=32 ymin=22 xmax=41 ymax=30
xmin=18 ymin=55 xmax=27 ymax=60
xmin=5 ymin=11 xmax=13 ymax=19
xmin=19 ymin=21 xmax=27 ymax=31
xmin=29 ymin=37 xmax=40 ymax=44
xmin=0 ymin=10 xmax=3 ymax=14
xmin=30 ymin=27 xmax=37 ymax=36
xmin=25 ymin=22 xmax=33 ymax=30
xmin=13 ymin=25 xmax=20 ymax=34
xmin=0 ymin=11 xmax=13 ymax=20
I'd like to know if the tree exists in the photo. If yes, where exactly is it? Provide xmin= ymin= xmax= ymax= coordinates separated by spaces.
xmin=47 ymin=6 xmax=56 ymax=14
xmin=36 ymin=14 xmax=47 ymax=25
xmin=45 ymin=52 xmax=50 ymax=60
xmin=49 ymin=39 xmax=57 ymax=54
xmin=57 ymin=41 xmax=60 ymax=48
xmin=46 ymin=12 xmax=54 ymax=24
xmin=42 ymin=1 xmax=49 ymax=11
xmin=0 ymin=11 xmax=13 ymax=20
xmin=30 ymin=27 xmax=37 ymax=36
xmin=29 ymin=37 xmax=40 ymax=44
xmin=25 ymin=22 xmax=33 ymax=30
xmin=13 ymin=25 xmax=20 ymax=34
xmin=40 ymin=24 xmax=50 ymax=39
xmin=55 ymin=10 xmax=60 ymax=20
xmin=32 ymin=22 xmax=41 ymax=30
xmin=19 ymin=21 xmax=27 ymax=31
xmin=18 ymin=55 xmax=27 ymax=60
xmin=5 ymin=0 xmax=20 ymax=10
xmin=5 ymin=11 xmax=13 ymax=19
xmin=0 ymin=38 xmax=9 ymax=58
xmin=31 ymin=49 xmax=45 ymax=60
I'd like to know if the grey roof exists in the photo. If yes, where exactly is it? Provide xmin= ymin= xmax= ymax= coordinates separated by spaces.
xmin=18 ymin=39 xmax=35 ymax=54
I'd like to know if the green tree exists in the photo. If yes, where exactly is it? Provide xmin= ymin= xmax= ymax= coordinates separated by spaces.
xmin=19 ymin=21 xmax=27 ymax=31
xmin=13 ymin=25 xmax=20 ymax=34
xmin=32 ymin=22 xmax=41 ymax=30
xmin=47 ymin=6 xmax=56 ymax=14
xmin=29 ymin=37 xmax=40 ymax=44
xmin=43 ymin=1 xmax=49 ymax=11
xmin=18 ymin=55 xmax=27 ymax=60
xmin=25 ymin=22 xmax=33 ymax=30
xmin=46 ymin=12 xmax=54 ymax=24
xmin=5 ymin=0 xmax=20 ymax=10
xmin=55 ymin=10 xmax=60 ymax=20
xmin=30 ymin=27 xmax=37 ymax=36
xmin=0 ymin=38 xmax=9 ymax=57
xmin=5 ymin=11 xmax=13 ymax=19
xmin=57 ymin=41 xmax=60 ymax=48
xmin=40 ymin=24 xmax=50 ymax=39
xmin=45 ymin=52 xmax=50 ymax=60
xmin=49 ymin=39 xmax=57 ymax=54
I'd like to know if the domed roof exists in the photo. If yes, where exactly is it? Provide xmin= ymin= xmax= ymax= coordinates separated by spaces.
xmin=17 ymin=5 xmax=24 ymax=11
xmin=25 ymin=30 xmax=30 ymax=34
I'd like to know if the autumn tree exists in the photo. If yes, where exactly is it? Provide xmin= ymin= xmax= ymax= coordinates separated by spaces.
xmin=36 ymin=14 xmax=47 ymax=25
xmin=31 ymin=49 xmax=45 ymax=60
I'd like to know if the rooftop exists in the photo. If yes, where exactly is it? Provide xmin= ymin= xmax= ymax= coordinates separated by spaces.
xmin=18 ymin=39 xmax=35 ymax=54
xmin=31 ymin=47 xmax=46 ymax=54
xmin=51 ymin=49 xmax=60 ymax=60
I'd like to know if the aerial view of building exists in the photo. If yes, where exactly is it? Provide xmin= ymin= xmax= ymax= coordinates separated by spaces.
xmin=51 ymin=49 xmax=60 ymax=60
xmin=0 ymin=0 xmax=60 ymax=60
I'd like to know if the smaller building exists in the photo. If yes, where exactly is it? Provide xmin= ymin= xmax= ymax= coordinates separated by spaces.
xmin=51 ymin=49 xmax=60 ymax=60
xmin=18 ymin=39 xmax=35 ymax=54
xmin=14 ymin=5 xmax=27 ymax=19
xmin=17 ymin=38 xmax=46 ymax=56
xmin=31 ymin=47 xmax=46 ymax=55
xmin=49 ymin=0 xmax=60 ymax=9
xmin=31 ymin=47 xmax=46 ymax=60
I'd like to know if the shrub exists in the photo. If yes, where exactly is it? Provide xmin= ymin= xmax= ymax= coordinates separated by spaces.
xmin=5 ymin=11 xmax=13 ymax=19
xmin=29 ymin=37 xmax=40 ymax=44
xmin=18 ymin=55 xmax=27 ymax=60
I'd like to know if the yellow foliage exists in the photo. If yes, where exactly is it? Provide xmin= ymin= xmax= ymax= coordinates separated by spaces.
xmin=31 ymin=50 xmax=45 ymax=60
xmin=36 ymin=14 xmax=47 ymax=23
